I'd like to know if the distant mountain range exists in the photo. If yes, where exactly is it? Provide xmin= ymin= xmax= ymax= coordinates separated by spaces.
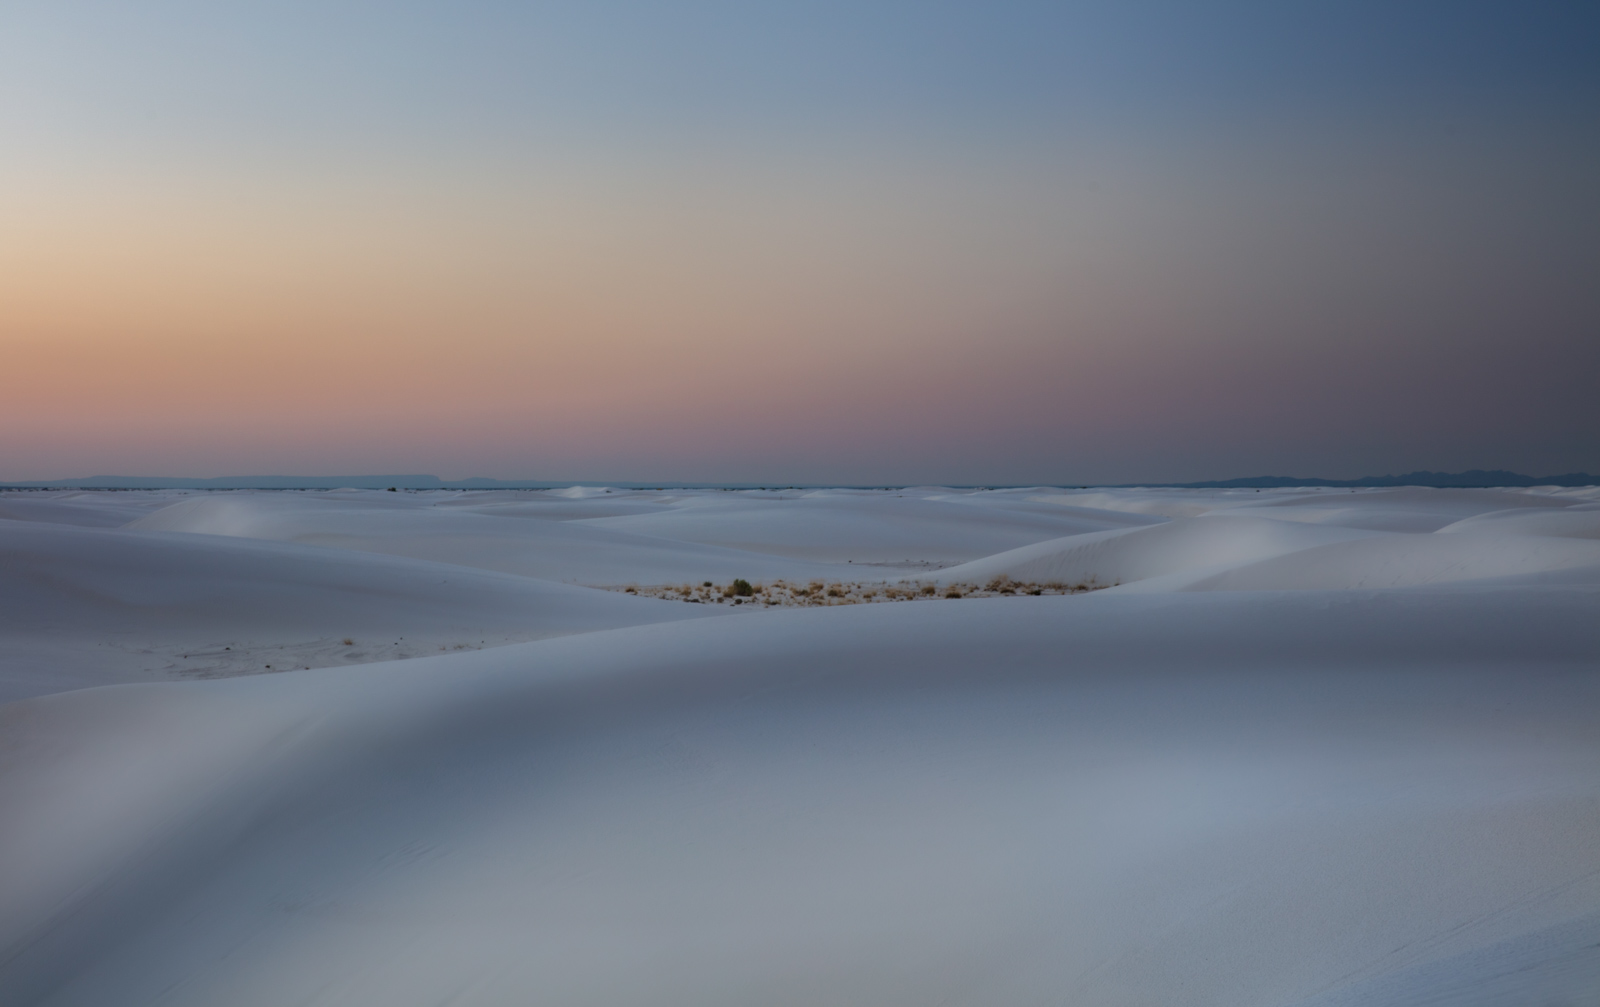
xmin=1 ymin=470 xmax=1594 ymax=490
xmin=1164 ymin=470 xmax=1598 ymax=489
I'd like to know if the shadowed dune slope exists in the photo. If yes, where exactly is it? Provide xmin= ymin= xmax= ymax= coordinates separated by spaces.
xmin=1436 ymin=506 xmax=1600 ymax=539
xmin=1 ymin=592 xmax=1597 ymax=1006
xmin=0 ymin=519 xmax=718 ymax=702
xmin=1183 ymin=531 xmax=1600 ymax=591
xmin=124 ymin=493 xmax=851 ymax=584
xmin=928 ymin=516 xmax=1383 ymax=587
xmin=568 ymin=490 xmax=1158 ymax=562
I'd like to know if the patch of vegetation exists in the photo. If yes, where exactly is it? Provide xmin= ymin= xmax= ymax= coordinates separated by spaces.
xmin=614 ymin=576 xmax=1107 ymax=607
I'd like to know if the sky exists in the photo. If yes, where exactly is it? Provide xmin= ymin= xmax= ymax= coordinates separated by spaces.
xmin=3 ymin=1 xmax=1597 ymax=485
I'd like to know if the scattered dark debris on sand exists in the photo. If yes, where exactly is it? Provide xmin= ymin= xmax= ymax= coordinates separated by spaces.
xmin=615 ymin=575 xmax=1109 ymax=607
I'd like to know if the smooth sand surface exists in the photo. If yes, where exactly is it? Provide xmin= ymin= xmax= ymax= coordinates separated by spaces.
xmin=2 ymin=485 xmax=1597 ymax=1005
xmin=0 ymin=518 xmax=717 ymax=702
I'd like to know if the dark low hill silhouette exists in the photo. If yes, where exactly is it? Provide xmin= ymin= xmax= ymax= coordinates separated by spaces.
xmin=1167 ymin=470 xmax=1597 ymax=489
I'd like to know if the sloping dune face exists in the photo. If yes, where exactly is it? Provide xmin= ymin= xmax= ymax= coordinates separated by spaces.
xmin=0 ymin=518 xmax=717 ymax=700
xmin=931 ymin=515 xmax=1381 ymax=588
xmin=564 ymin=489 xmax=1159 ymax=563
xmin=927 ymin=487 xmax=1600 ymax=591
xmin=123 ymin=488 xmax=1156 ymax=577
xmin=124 ymin=492 xmax=854 ymax=584
xmin=1 ymin=594 xmax=1597 ymax=1006
xmin=1186 ymin=532 xmax=1600 ymax=591
xmin=2 ymin=484 xmax=1599 ymax=1005
xmin=1436 ymin=506 xmax=1600 ymax=539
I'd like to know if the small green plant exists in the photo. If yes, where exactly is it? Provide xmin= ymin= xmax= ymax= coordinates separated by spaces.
xmin=732 ymin=578 xmax=754 ymax=596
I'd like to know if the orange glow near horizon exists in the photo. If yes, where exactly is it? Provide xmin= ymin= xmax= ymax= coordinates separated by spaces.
xmin=0 ymin=152 xmax=1159 ymax=478
xmin=4 ymin=130 xmax=1596 ymax=484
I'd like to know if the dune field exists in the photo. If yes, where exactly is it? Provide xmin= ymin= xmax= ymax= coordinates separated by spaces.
xmin=2 ymin=484 xmax=1598 ymax=1005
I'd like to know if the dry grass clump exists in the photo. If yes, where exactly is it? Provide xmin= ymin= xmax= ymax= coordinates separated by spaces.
xmin=614 ymin=576 xmax=1108 ymax=607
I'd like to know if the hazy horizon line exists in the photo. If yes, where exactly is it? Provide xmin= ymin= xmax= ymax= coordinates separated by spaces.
xmin=4 ymin=469 xmax=1596 ymax=492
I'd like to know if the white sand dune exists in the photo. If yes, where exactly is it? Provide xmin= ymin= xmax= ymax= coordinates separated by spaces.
xmin=571 ymin=489 xmax=1159 ymax=563
xmin=1221 ymin=487 xmax=1583 ymax=533
xmin=0 ymin=519 xmax=717 ymax=702
xmin=2 ymin=484 xmax=1598 ymax=1005
xmin=1 ymin=591 xmax=1596 ymax=1006
xmin=0 ymin=491 xmax=177 ymax=529
xmin=1183 ymin=530 xmax=1600 ymax=591
xmin=1436 ymin=505 xmax=1600 ymax=539
xmin=1034 ymin=486 xmax=1578 ymax=532
xmin=931 ymin=490 xmax=1600 ymax=592
xmin=1026 ymin=488 xmax=1277 ymax=518
xmin=125 ymin=492 xmax=855 ymax=584
xmin=929 ymin=515 xmax=1383 ymax=588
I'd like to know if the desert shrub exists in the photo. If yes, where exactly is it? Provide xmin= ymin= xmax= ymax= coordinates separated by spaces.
xmin=945 ymin=588 xmax=963 ymax=599
xmin=921 ymin=584 xmax=937 ymax=596
xmin=826 ymin=586 xmax=844 ymax=598
xmin=1028 ymin=588 xmax=1043 ymax=596
xmin=732 ymin=578 xmax=754 ymax=596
